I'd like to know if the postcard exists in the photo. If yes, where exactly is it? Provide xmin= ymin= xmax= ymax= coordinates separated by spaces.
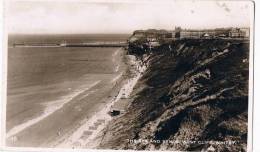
xmin=1 ymin=0 xmax=255 ymax=151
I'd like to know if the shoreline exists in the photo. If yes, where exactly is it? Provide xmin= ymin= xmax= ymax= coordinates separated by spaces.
xmin=86 ymin=54 xmax=150 ymax=149
xmin=6 ymin=47 xmax=129 ymax=147
xmin=6 ymin=81 xmax=101 ymax=139
xmin=54 ymin=54 xmax=149 ymax=149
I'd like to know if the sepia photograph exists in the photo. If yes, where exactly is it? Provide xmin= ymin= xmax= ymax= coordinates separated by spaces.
xmin=1 ymin=0 xmax=254 ymax=151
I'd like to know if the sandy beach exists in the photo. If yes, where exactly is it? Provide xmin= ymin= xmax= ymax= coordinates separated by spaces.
xmin=53 ymin=54 xmax=150 ymax=149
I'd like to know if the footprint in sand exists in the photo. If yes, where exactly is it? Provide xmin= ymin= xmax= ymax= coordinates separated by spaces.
xmin=89 ymin=126 xmax=98 ymax=130
xmin=94 ymin=122 xmax=102 ymax=126
xmin=88 ymin=121 xmax=102 ymax=130
xmin=80 ymin=131 xmax=93 ymax=140
xmin=77 ymin=118 xmax=106 ymax=141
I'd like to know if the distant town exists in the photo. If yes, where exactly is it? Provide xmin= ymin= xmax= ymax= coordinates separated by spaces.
xmin=128 ymin=27 xmax=250 ymax=49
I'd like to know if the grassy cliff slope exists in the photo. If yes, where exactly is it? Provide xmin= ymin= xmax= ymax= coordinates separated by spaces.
xmin=99 ymin=39 xmax=249 ymax=151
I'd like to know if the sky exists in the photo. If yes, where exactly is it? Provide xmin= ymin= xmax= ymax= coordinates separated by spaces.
xmin=6 ymin=0 xmax=254 ymax=34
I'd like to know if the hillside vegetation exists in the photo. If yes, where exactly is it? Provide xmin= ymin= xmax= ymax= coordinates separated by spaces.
xmin=99 ymin=39 xmax=249 ymax=151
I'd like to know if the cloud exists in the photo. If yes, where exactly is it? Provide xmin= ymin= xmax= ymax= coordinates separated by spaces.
xmin=6 ymin=0 xmax=253 ymax=34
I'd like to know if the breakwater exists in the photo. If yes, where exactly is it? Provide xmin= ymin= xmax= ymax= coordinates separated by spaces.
xmin=13 ymin=42 xmax=128 ymax=48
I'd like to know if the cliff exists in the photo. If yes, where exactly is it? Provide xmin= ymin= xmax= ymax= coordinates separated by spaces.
xmin=99 ymin=39 xmax=249 ymax=151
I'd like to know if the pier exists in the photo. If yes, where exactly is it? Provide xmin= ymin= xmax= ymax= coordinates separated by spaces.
xmin=64 ymin=42 xmax=128 ymax=47
xmin=13 ymin=42 xmax=128 ymax=48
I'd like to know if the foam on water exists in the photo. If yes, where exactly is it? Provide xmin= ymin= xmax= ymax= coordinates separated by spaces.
xmin=56 ymin=55 xmax=150 ymax=149
xmin=6 ymin=81 xmax=101 ymax=139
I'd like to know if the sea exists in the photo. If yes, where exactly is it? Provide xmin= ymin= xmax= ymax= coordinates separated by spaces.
xmin=6 ymin=34 xmax=130 ymax=147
